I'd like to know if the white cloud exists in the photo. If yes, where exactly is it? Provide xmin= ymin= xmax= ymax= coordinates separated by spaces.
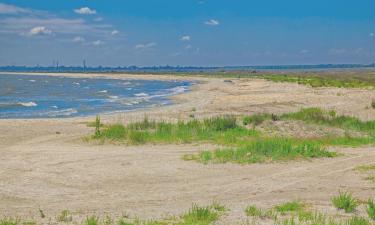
xmin=111 ymin=30 xmax=119 ymax=35
xmin=92 ymin=40 xmax=103 ymax=46
xmin=300 ymin=49 xmax=309 ymax=54
xmin=370 ymin=33 xmax=374 ymax=37
xmin=185 ymin=45 xmax=192 ymax=50
xmin=180 ymin=35 xmax=191 ymax=41
xmin=0 ymin=3 xmax=30 ymax=14
xmin=205 ymin=19 xmax=220 ymax=26
xmin=29 ymin=26 xmax=52 ymax=36
xmin=74 ymin=7 xmax=96 ymax=15
xmin=73 ymin=36 xmax=85 ymax=43
xmin=0 ymin=17 xmax=112 ymax=36
xmin=135 ymin=42 xmax=156 ymax=50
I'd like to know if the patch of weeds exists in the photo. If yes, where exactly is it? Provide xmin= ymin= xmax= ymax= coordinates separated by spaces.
xmin=331 ymin=191 xmax=358 ymax=213
xmin=243 ymin=114 xmax=272 ymax=126
xmin=211 ymin=202 xmax=227 ymax=212
xmin=356 ymin=164 xmax=375 ymax=172
xmin=348 ymin=217 xmax=371 ymax=225
xmin=245 ymin=205 xmax=263 ymax=217
xmin=0 ymin=218 xmax=18 ymax=225
xmin=192 ymin=138 xmax=335 ymax=164
xmin=367 ymin=199 xmax=375 ymax=220
xmin=22 ymin=222 xmax=35 ymax=225
xmin=372 ymin=100 xmax=375 ymax=109
xmin=180 ymin=204 xmax=221 ymax=225
xmin=117 ymin=218 xmax=133 ymax=225
xmin=275 ymin=201 xmax=302 ymax=215
xmin=57 ymin=210 xmax=72 ymax=222
xmin=85 ymin=216 xmax=99 ymax=225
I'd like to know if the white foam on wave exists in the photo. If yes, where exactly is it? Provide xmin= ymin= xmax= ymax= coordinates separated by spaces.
xmin=39 ymin=108 xmax=78 ymax=117
xmin=109 ymin=95 xmax=119 ymax=99
xmin=73 ymin=82 xmax=80 ymax=85
xmin=99 ymin=90 xmax=108 ymax=93
xmin=134 ymin=92 xmax=149 ymax=97
xmin=29 ymin=80 xmax=36 ymax=82
xmin=19 ymin=101 xmax=37 ymax=107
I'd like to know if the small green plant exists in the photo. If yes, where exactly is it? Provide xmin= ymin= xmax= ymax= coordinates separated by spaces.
xmin=348 ymin=216 xmax=371 ymax=225
xmin=275 ymin=201 xmax=302 ymax=214
xmin=0 ymin=218 xmax=18 ymax=225
xmin=181 ymin=204 xmax=219 ymax=225
xmin=95 ymin=115 xmax=101 ymax=137
xmin=117 ymin=219 xmax=133 ymax=225
xmin=245 ymin=205 xmax=263 ymax=217
xmin=85 ymin=216 xmax=99 ymax=225
xmin=367 ymin=199 xmax=375 ymax=220
xmin=372 ymin=99 xmax=375 ymax=109
xmin=331 ymin=191 xmax=358 ymax=213
xmin=243 ymin=114 xmax=271 ymax=126
xmin=57 ymin=210 xmax=72 ymax=222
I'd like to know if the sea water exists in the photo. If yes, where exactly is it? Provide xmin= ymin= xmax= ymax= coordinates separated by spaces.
xmin=0 ymin=74 xmax=191 ymax=118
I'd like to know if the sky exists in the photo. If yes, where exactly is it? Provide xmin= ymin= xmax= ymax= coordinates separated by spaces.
xmin=0 ymin=0 xmax=374 ymax=67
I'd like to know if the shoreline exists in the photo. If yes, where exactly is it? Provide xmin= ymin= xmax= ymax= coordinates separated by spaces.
xmin=0 ymin=72 xmax=210 ymax=122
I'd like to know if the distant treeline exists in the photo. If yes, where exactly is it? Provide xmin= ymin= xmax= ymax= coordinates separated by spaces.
xmin=0 ymin=64 xmax=374 ymax=73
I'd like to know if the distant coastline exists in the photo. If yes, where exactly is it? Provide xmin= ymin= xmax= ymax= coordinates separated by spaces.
xmin=0 ymin=63 xmax=374 ymax=74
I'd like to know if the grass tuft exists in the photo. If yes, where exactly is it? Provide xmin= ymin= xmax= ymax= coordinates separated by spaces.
xmin=245 ymin=205 xmax=263 ymax=217
xmin=191 ymin=138 xmax=335 ymax=164
xmin=331 ymin=191 xmax=358 ymax=213
xmin=180 ymin=204 xmax=220 ymax=225
xmin=57 ymin=210 xmax=72 ymax=222
xmin=368 ymin=199 xmax=375 ymax=221
xmin=275 ymin=201 xmax=303 ymax=215
xmin=85 ymin=216 xmax=99 ymax=225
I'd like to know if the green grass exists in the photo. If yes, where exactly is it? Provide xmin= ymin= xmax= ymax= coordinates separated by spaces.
xmin=356 ymin=164 xmax=375 ymax=172
xmin=348 ymin=217 xmax=372 ymax=225
xmin=281 ymin=108 xmax=375 ymax=134
xmin=331 ymin=191 xmax=358 ymax=213
xmin=85 ymin=216 xmax=99 ymax=225
xmin=94 ymin=116 xmax=259 ymax=145
xmin=179 ymin=204 xmax=220 ymax=225
xmin=245 ymin=205 xmax=263 ymax=217
xmin=262 ymin=74 xmax=375 ymax=89
xmin=0 ymin=219 xmax=18 ymax=225
xmin=187 ymin=138 xmax=335 ymax=164
xmin=275 ymin=201 xmax=303 ymax=215
xmin=56 ymin=210 xmax=72 ymax=222
xmin=368 ymin=199 xmax=375 ymax=221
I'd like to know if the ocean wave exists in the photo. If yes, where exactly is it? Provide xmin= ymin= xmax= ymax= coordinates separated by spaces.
xmin=99 ymin=90 xmax=108 ymax=93
xmin=38 ymin=108 xmax=78 ymax=117
xmin=19 ymin=101 xmax=38 ymax=107
xmin=0 ymin=101 xmax=37 ymax=108
xmin=134 ymin=92 xmax=149 ymax=97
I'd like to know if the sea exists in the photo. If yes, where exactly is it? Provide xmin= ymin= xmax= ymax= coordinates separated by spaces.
xmin=0 ymin=74 xmax=191 ymax=119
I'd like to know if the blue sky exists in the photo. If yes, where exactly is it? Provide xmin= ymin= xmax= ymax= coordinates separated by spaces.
xmin=0 ymin=0 xmax=374 ymax=67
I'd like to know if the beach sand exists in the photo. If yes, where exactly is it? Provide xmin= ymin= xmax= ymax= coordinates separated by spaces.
xmin=1 ymin=73 xmax=375 ymax=223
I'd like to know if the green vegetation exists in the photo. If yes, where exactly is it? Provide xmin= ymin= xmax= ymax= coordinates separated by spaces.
xmin=94 ymin=116 xmax=259 ymax=145
xmin=188 ymin=138 xmax=334 ymax=164
xmin=85 ymin=216 xmax=99 ymax=225
xmin=331 ymin=191 xmax=358 ymax=213
xmin=348 ymin=217 xmax=372 ymax=225
xmin=275 ymin=201 xmax=303 ymax=215
xmin=245 ymin=205 xmax=263 ymax=217
xmin=368 ymin=199 xmax=375 ymax=220
xmin=281 ymin=108 xmax=375 ymax=134
xmin=357 ymin=164 xmax=375 ymax=172
xmin=57 ymin=210 xmax=73 ymax=222
xmin=0 ymin=219 xmax=18 ymax=225
xmin=95 ymin=115 xmax=101 ymax=137
xmin=180 ymin=204 xmax=222 ymax=225
xmin=262 ymin=74 xmax=375 ymax=89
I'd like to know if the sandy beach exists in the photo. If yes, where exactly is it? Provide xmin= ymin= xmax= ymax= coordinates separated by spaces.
xmin=1 ymin=73 xmax=375 ymax=223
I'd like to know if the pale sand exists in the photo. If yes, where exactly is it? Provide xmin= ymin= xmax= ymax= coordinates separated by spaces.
xmin=0 ymin=73 xmax=375 ymax=223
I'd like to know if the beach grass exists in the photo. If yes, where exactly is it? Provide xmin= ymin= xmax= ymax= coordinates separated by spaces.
xmin=261 ymin=74 xmax=375 ymax=89
xmin=331 ymin=191 xmax=358 ymax=213
xmin=186 ymin=138 xmax=335 ymax=164
xmin=94 ymin=116 xmax=259 ymax=145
